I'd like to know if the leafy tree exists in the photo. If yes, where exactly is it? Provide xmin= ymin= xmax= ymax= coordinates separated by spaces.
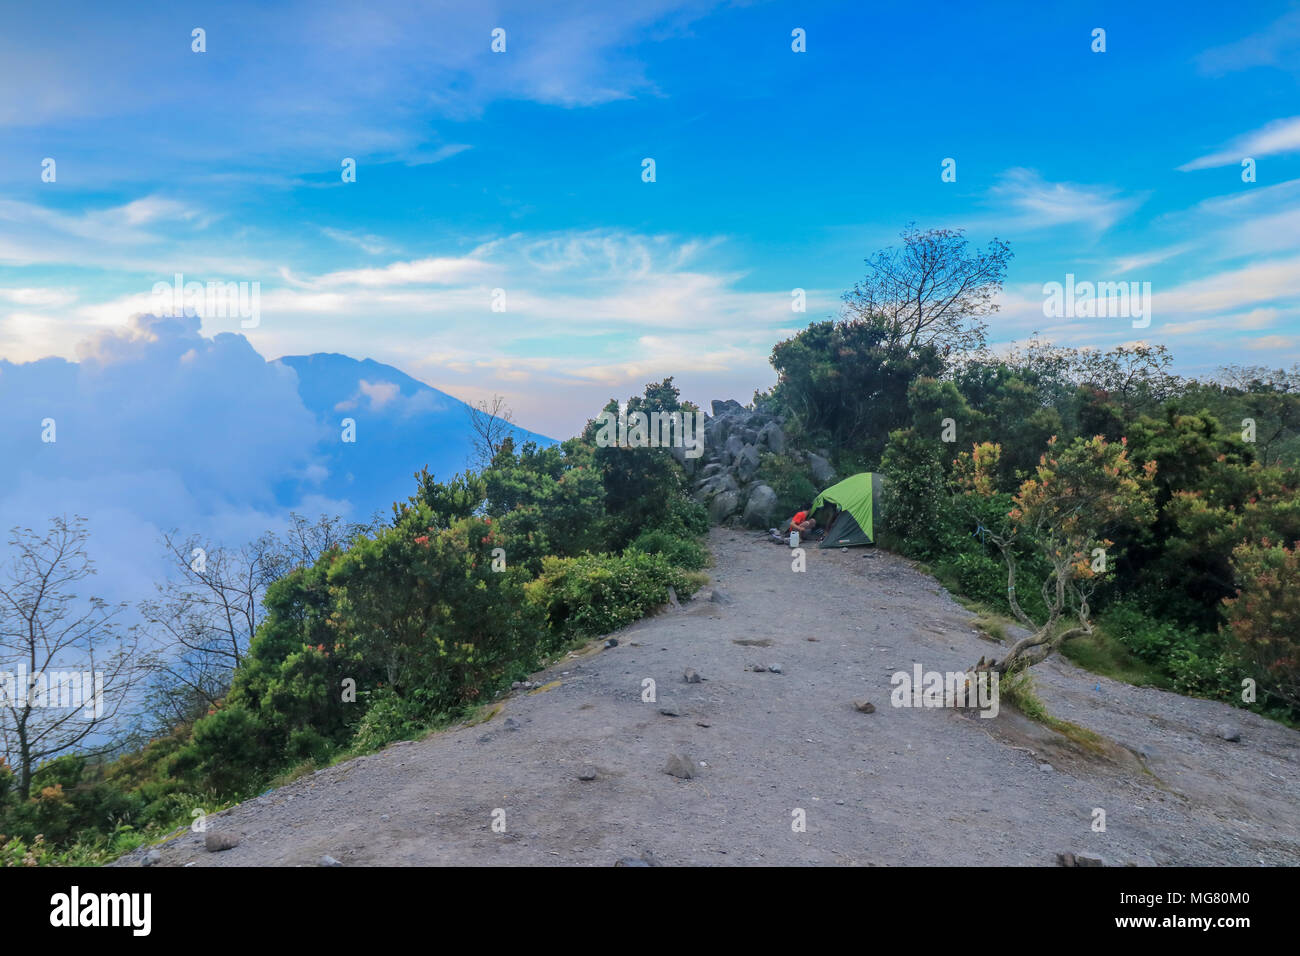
xmin=396 ymin=468 xmax=486 ymax=527
xmin=1223 ymin=539 xmax=1300 ymax=710
xmin=582 ymin=378 xmax=695 ymax=548
xmin=878 ymin=428 xmax=947 ymax=557
xmin=140 ymin=514 xmax=364 ymax=734
xmin=770 ymin=318 xmax=943 ymax=459
xmin=1216 ymin=364 xmax=1300 ymax=466
xmin=958 ymin=437 xmax=1158 ymax=672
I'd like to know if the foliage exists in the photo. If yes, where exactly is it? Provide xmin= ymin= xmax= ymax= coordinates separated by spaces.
xmin=770 ymin=318 xmax=944 ymax=460
xmin=758 ymin=451 xmax=819 ymax=519
xmin=582 ymin=378 xmax=698 ymax=549
xmin=878 ymin=429 xmax=947 ymax=557
xmin=625 ymin=528 xmax=709 ymax=571
xmin=955 ymin=436 xmax=1158 ymax=670
xmin=525 ymin=551 xmax=701 ymax=639
xmin=1222 ymin=539 xmax=1300 ymax=710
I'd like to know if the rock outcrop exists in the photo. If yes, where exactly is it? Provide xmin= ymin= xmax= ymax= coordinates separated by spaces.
xmin=687 ymin=400 xmax=832 ymax=527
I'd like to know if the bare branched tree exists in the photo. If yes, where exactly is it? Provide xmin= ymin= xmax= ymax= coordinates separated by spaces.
xmin=0 ymin=517 xmax=147 ymax=799
xmin=139 ymin=513 xmax=363 ymax=727
xmin=467 ymin=394 xmax=516 ymax=469
xmin=842 ymin=224 xmax=1013 ymax=354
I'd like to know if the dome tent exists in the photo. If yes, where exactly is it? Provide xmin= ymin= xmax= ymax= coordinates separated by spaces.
xmin=810 ymin=472 xmax=882 ymax=548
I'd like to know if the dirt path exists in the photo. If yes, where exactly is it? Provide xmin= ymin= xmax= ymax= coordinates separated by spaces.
xmin=117 ymin=530 xmax=1300 ymax=867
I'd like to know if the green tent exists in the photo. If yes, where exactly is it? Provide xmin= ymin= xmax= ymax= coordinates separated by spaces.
xmin=810 ymin=472 xmax=882 ymax=548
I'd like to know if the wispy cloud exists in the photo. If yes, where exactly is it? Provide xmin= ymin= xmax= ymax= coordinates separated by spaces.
xmin=320 ymin=227 xmax=393 ymax=256
xmin=1179 ymin=116 xmax=1300 ymax=171
xmin=314 ymin=256 xmax=495 ymax=288
xmin=987 ymin=168 xmax=1140 ymax=233
xmin=1196 ymin=8 xmax=1300 ymax=76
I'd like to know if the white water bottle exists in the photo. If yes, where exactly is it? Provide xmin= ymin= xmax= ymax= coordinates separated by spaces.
xmin=789 ymin=530 xmax=799 ymax=548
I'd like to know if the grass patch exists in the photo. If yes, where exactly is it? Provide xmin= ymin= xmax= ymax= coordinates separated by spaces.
xmin=462 ymin=702 xmax=504 ymax=727
xmin=998 ymin=665 xmax=1049 ymax=722
xmin=971 ymin=611 xmax=1013 ymax=644
xmin=1060 ymin=627 xmax=1172 ymax=690
xmin=997 ymin=664 xmax=1111 ymax=757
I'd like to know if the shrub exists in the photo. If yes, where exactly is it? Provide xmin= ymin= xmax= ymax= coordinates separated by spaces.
xmin=350 ymin=689 xmax=437 ymax=753
xmin=526 ymin=551 xmax=700 ymax=638
xmin=939 ymin=551 xmax=1007 ymax=607
xmin=879 ymin=429 xmax=947 ymax=557
xmin=652 ymin=493 xmax=710 ymax=538
xmin=1222 ymin=539 xmax=1300 ymax=711
xmin=625 ymin=527 xmax=709 ymax=571
xmin=1099 ymin=602 xmax=1237 ymax=701
xmin=758 ymin=452 xmax=819 ymax=518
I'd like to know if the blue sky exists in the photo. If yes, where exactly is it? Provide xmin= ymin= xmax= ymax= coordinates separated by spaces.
xmin=3 ymin=0 xmax=1300 ymax=438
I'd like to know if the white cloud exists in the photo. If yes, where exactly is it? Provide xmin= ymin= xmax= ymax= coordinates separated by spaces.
xmin=1110 ymin=245 xmax=1190 ymax=274
xmin=0 ymin=286 xmax=77 ymax=307
xmin=314 ymin=256 xmax=495 ymax=287
xmin=1196 ymin=9 xmax=1300 ymax=76
xmin=320 ymin=227 xmax=392 ymax=255
xmin=987 ymin=168 xmax=1140 ymax=232
xmin=1179 ymin=116 xmax=1300 ymax=171
xmin=335 ymin=379 xmax=402 ymax=411
xmin=0 ymin=313 xmax=345 ymax=605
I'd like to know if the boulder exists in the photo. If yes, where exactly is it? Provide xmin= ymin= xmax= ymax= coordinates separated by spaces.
xmin=709 ymin=490 xmax=741 ymax=523
xmin=695 ymin=471 xmax=739 ymax=500
xmin=711 ymin=399 xmax=745 ymax=417
xmin=668 ymin=443 xmax=696 ymax=478
xmin=724 ymin=433 xmax=745 ymax=464
xmin=742 ymin=484 xmax=779 ymax=527
xmin=807 ymin=452 xmax=836 ymax=484
xmin=758 ymin=421 xmax=786 ymax=454
xmin=706 ymin=417 xmax=732 ymax=450
xmin=736 ymin=443 xmax=761 ymax=482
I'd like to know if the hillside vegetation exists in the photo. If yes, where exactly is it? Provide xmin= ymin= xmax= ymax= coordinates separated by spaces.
xmin=3 ymin=226 xmax=1297 ymax=865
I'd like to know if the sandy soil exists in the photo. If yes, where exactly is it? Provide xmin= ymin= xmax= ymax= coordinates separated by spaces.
xmin=114 ymin=529 xmax=1300 ymax=867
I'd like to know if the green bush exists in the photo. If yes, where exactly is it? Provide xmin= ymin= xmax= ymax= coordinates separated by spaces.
xmin=1099 ymin=602 xmax=1237 ymax=700
xmin=350 ymin=689 xmax=437 ymax=753
xmin=652 ymin=493 xmax=709 ymax=537
xmin=626 ymin=527 xmax=709 ymax=570
xmin=938 ymin=551 xmax=1007 ymax=607
xmin=757 ymin=451 xmax=818 ymax=517
xmin=878 ymin=429 xmax=947 ymax=557
xmin=526 ymin=551 xmax=701 ymax=638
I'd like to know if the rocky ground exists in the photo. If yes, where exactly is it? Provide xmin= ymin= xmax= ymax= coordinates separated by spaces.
xmin=115 ymin=529 xmax=1300 ymax=867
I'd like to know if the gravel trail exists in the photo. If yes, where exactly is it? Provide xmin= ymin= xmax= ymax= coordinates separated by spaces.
xmin=116 ymin=529 xmax=1300 ymax=867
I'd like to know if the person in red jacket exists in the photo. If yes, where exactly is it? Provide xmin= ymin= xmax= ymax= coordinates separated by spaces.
xmin=786 ymin=509 xmax=817 ymax=535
